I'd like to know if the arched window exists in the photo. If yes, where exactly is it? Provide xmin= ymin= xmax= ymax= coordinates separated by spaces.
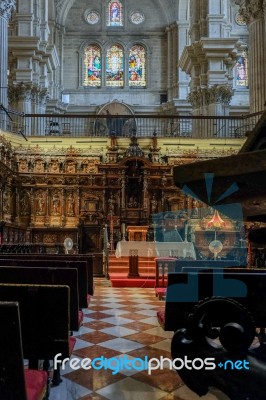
xmin=129 ymin=45 xmax=146 ymax=87
xmin=84 ymin=45 xmax=101 ymax=87
xmin=107 ymin=1 xmax=123 ymax=27
xmin=235 ymin=50 xmax=248 ymax=88
xmin=106 ymin=44 xmax=124 ymax=87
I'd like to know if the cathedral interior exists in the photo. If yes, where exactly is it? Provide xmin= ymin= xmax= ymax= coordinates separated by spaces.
xmin=0 ymin=0 xmax=266 ymax=399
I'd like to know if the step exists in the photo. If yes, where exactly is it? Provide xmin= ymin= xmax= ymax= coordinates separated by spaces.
xmin=109 ymin=266 xmax=156 ymax=275
xmin=108 ymin=254 xmax=156 ymax=275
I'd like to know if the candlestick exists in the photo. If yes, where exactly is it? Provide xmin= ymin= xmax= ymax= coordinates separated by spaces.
xmin=184 ymin=223 xmax=188 ymax=242
xmin=121 ymin=223 xmax=126 ymax=241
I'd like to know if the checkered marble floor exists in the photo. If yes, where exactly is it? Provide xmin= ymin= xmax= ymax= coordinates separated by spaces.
xmin=49 ymin=278 xmax=229 ymax=400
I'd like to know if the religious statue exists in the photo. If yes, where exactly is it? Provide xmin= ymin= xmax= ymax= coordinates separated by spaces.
xmin=50 ymin=160 xmax=59 ymax=173
xmin=20 ymin=193 xmax=29 ymax=215
xmin=108 ymin=195 xmax=115 ymax=213
xmin=34 ymin=159 xmax=44 ymax=173
xmin=128 ymin=196 xmax=138 ymax=208
xmin=67 ymin=193 xmax=75 ymax=215
xmin=66 ymin=161 xmax=75 ymax=173
xmin=36 ymin=192 xmax=45 ymax=214
xmin=19 ymin=159 xmax=28 ymax=172
xmin=191 ymin=198 xmax=199 ymax=218
xmin=52 ymin=192 xmax=60 ymax=214
xmin=3 ymin=190 xmax=10 ymax=213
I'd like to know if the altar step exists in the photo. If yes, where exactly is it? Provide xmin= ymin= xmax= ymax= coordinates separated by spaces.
xmin=108 ymin=255 xmax=156 ymax=276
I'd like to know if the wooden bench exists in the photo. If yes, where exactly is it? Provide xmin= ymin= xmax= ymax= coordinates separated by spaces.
xmin=167 ymin=270 xmax=266 ymax=400
xmin=0 ymin=301 xmax=48 ymax=400
xmin=0 ymin=254 xmax=94 ymax=296
xmin=155 ymin=257 xmax=177 ymax=299
xmin=0 ymin=283 xmax=75 ymax=386
xmin=155 ymin=259 xmax=240 ymax=300
xmin=181 ymin=261 xmax=243 ymax=273
xmin=164 ymin=269 xmax=266 ymax=331
xmin=0 ymin=266 xmax=80 ymax=331
xmin=0 ymin=283 xmax=71 ymax=362
xmin=0 ymin=258 xmax=88 ymax=308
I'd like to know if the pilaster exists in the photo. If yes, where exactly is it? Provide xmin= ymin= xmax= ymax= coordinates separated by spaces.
xmin=8 ymin=0 xmax=60 ymax=113
xmin=0 ymin=0 xmax=16 ymax=107
xmin=180 ymin=38 xmax=242 ymax=117
xmin=237 ymin=0 xmax=266 ymax=112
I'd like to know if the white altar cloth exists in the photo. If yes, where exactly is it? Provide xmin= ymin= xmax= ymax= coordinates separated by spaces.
xmin=115 ymin=241 xmax=196 ymax=259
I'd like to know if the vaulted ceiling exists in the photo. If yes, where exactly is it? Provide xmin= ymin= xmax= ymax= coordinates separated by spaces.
xmin=55 ymin=0 xmax=187 ymax=26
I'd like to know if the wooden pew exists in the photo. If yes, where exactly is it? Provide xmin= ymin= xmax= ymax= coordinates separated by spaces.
xmin=164 ymin=270 xmax=266 ymax=332
xmin=0 ymin=284 xmax=70 ymax=362
xmin=0 ymin=258 xmax=88 ymax=308
xmin=0 ymin=254 xmax=94 ymax=296
xmin=155 ymin=259 xmax=240 ymax=299
xmin=0 ymin=301 xmax=48 ymax=400
xmin=168 ymin=271 xmax=266 ymax=400
xmin=0 ymin=266 xmax=79 ymax=331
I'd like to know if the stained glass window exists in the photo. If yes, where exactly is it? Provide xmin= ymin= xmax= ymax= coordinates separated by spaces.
xmin=129 ymin=45 xmax=146 ymax=87
xmin=84 ymin=45 xmax=101 ymax=87
xmin=86 ymin=11 xmax=100 ymax=25
xmin=130 ymin=11 xmax=145 ymax=25
xmin=107 ymin=1 xmax=123 ymax=27
xmin=106 ymin=45 xmax=124 ymax=87
xmin=235 ymin=51 xmax=248 ymax=88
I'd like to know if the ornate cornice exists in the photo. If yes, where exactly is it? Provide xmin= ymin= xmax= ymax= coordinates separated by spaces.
xmin=0 ymin=0 xmax=16 ymax=21
xmin=237 ymin=0 xmax=264 ymax=24
xmin=187 ymin=85 xmax=233 ymax=108
xmin=166 ymin=147 xmax=239 ymax=161
xmin=8 ymin=82 xmax=49 ymax=105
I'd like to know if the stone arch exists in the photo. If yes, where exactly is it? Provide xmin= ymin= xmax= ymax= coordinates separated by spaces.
xmin=56 ymin=0 xmax=178 ymax=26
xmin=94 ymin=100 xmax=136 ymax=136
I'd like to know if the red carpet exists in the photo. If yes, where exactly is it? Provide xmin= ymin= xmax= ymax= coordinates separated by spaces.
xmin=109 ymin=273 xmax=156 ymax=288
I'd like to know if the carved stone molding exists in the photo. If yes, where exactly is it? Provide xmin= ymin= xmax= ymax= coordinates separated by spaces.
xmin=166 ymin=146 xmax=238 ymax=161
xmin=206 ymin=85 xmax=234 ymax=106
xmin=0 ymin=0 xmax=16 ymax=21
xmin=187 ymin=90 xmax=202 ymax=108
xmin=187 ymin=85 xmax=233 ymax=108
xmin=237 ymin=0 xmax=264 ymax=23
xmin=8 ymin=83 xmax=49 ymax=106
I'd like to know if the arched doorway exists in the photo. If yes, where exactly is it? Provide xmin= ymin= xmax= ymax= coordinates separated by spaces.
xmin=94 ymin=100 xmax=136 ymax=136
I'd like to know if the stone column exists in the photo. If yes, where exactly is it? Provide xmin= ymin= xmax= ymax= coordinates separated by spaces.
xmin=0 ymin=0 xmax=16 ymax=108
xmin=166 ymin=26 xmax=171 ymax=101
xmin=171 ymin=24 xmax=178 ymax=99
xmin=237 ymin=0 xmax=266 ymax=113
xmin=188 ymin=85 xmax=233 ymax=137
xmin=176 ymin=21 xmax=190 ymax=102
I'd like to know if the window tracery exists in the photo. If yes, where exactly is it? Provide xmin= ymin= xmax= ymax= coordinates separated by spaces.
xmin=107 ymin=1 xmax=123 ymax=27
xmin=106 ymin=44 xmax=124 ymax=87
xmin=235 ymin=50 xmax=248 ymax=88
xmin=129 ymin=45 xmax=146 ymax=87
xmin=84 ymin=45 xmax=101 ymax=87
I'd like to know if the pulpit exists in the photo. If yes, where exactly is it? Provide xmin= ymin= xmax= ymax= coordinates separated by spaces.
xmin=127 ymin=226 xmax=149 ymax=241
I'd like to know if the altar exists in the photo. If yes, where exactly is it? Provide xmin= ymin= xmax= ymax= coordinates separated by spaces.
xmin=126 ymin=226 xmax=149 ymax=241
xmin=115 ymin=241 xmax=196 ymax=259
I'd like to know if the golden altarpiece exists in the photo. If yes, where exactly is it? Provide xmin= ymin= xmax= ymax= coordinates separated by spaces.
xmin=0 ymin=132 xmax=247 ymax=272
